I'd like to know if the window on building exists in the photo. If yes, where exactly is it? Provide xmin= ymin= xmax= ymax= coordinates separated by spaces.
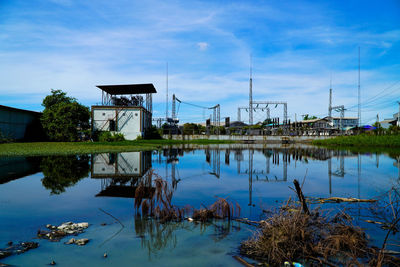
xmin=109 ymin=120 xmax=116 ymax=131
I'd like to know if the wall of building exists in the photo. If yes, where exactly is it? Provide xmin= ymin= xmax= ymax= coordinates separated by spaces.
xmin=0 ymin=105 xmax=42 ymax=140
xmin=92 ymin=106 xmax=151 ymax=140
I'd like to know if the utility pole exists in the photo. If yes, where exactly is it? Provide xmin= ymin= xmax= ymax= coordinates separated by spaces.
xmin=358 ymin=47 xmax=361 ymax=127
xmin=166 ymin=62 xmax=169 ymax=120
xmin=249 ymin=54 xmax=253 ymax=125
xmin=329 ymin=75 xmax=332 ymax=118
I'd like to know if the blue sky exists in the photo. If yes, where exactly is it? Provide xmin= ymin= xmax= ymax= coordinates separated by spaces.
xmin=0 ymin=0 xmax=399 ymax=124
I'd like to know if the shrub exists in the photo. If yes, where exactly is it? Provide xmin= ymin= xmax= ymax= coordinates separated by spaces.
xmin=98 ymin=131 xmax=125 ymax=142
xmin=144 ymin=126 xmax=163 ymax=139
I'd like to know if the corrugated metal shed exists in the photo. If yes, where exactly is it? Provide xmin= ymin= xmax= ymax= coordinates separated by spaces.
xmin=0 ymin=105 xmax=41 ymax=140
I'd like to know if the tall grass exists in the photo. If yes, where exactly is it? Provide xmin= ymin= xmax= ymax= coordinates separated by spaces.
xmin=313 ymin=135 xmax=400 ymax=148
xmin=0 ymin=139 xmax=236 ymax=156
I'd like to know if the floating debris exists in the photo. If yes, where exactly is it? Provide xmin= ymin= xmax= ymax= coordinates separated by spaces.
xmin=103 ymin=253 xmax=108 ymax=258
xmin=37 ymin=222 xmax=89 ymax=241
xmin=0 ymin=241 xmax=39 ymax=259
xmin=309 ymin=196 xmax=377 ymax=204
xmin=64 ymin=238 xmax=89 ymax=246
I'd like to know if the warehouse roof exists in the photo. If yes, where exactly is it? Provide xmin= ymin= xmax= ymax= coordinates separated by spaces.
xmin=96 ymin=84 xmax=157 ymax=95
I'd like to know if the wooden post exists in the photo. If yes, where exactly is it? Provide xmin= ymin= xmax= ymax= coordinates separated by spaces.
xmin=293 ymin=179 xmax=310 ymax=215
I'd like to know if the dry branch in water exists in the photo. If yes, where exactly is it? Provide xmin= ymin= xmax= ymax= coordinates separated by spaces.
xmin=134 ymin=171 xmax=240 ymax=223
xmin=240 ymin=180 xmax=400 ymax=266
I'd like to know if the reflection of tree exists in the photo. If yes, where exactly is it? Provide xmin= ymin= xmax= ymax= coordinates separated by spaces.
xmin=41 ymin=155 xmax=89 ymax=194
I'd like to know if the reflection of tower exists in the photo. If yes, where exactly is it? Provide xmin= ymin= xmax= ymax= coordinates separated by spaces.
xmin=225 ymin=150 xmax=230 ymax=165
xmin=211 ymin=150 xmax=220 ymax=178
xmin=328 ymin=157 xmax=332 ymax=195
xmin=234 ymin=150 xmax=243 ymax=173
xmin=171 ymin=161 xmax=177 ymax=189
xmin=397 ymin=156 xmax=400 ymax=180
xmin=248 ymin=149 xmax=253 ymax=207
xmin=327 ymin=150 xmax=346 ymax=195
xmin=283 ymin=152 xmax=288 ymax=181
xmin=357 ymin=153 xmax=361 ymax=198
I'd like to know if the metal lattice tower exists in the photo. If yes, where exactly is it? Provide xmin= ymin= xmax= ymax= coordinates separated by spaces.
xmin=249 ymin=55 xmax=253 ymax=125
xmin=238 ymin=106 xmax=270 ymax=122
xmin=251 ymin=101 xmax=287 ymax=123
xmin=331 ymin=105 xmax=345 ymax=133
xmin=210 ymin=104 xmax=220 ymax=135
xmin=172 ymin=94 xmax=176 ymax=120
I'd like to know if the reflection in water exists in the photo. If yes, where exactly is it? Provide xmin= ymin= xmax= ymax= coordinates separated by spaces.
xmin=0 ymin=157 xmax=41 ymax=184
xmin=134 ymin=216 xmax=241 ymax=257
xmin=91 ymin=152 xmax=153 ymax=198
xmin=1 ymin=145 xmax=400 ymax=265
xmin=41 ymin=155 xmax=89 ymax=194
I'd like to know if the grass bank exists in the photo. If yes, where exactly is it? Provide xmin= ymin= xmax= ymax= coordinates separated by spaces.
xmin=313 ymin=135 xmax=400 ymax=148
xmin=0 ymin=139 xmax=236 ymax=157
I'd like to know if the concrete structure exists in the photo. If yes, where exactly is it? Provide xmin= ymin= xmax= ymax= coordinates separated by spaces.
xmin=0 ymin=105 xmax=41 ymax=140
xmin=92 ymin=84 xmax=157 ymax=140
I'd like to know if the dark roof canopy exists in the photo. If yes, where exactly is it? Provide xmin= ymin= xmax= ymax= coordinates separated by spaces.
xmin=96 ymin=83 xmax=157 ymax=95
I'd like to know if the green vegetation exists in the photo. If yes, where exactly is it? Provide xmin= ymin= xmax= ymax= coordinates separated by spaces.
xmin=313 ymin=134 xmax=400 ymax=148
xmin=98 ymin=131 xmax=125 ymax=142
xmin=182 ymin=123 xmax=206 ymax=135
xmin=0 ymin=139 xmax=235 ymax=156
xmin=303 ymin=114 xmax=318 ymax=120
xmin=41 ymin=89 xmax=90 ymax=141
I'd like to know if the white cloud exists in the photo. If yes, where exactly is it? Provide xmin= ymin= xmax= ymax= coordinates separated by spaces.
xmin=197 ymin=42 xmax=209 ymax=51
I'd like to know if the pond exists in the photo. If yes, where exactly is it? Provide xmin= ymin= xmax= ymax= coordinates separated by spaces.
xmin=0 ymin=144 xmax=399 ymax=266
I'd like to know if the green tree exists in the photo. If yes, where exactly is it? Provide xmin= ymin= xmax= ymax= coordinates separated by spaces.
xmin=303 ymin=114 xmax=317 ymax=121
xmin=41 ymin=89 xmax=90 ymax=141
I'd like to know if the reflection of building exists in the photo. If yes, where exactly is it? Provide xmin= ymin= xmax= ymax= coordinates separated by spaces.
xmin=92 ymin=84 xmax=157 ymax=140
xmin=0 ymin=157 xmax=41 ymax=184
xmin=91 ymin=152 xmax=152 ymax=178
xmin=91 ymin=152 xmax=153 ymax=198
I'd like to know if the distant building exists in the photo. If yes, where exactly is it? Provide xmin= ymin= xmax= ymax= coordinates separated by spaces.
xmin=92 ymin=84 xmax=157 ymax=140
xmin=300 ymin=118 xmax=330 ymax=129
xmin=380 ymin=118 xmax=397 ymax=129
xmin=329 ymin=117 xmax=358 ymax=129
xmin=0 ymin=105 xmax=42 ymax=140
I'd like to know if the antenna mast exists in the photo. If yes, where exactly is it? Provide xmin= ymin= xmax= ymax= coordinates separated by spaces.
xmin=329 ymin=74 xmax=332 ymax=118
xmin=166 ymin=62 xmax=169 ymax=120
xmin=249 ymin=54 xmax=253 ymax=125
xmin=358 ymin=47 xmax=361 ymax=127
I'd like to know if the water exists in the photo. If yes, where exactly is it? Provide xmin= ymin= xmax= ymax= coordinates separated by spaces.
xmin=0 ymin=144 xmax=399 ymax=266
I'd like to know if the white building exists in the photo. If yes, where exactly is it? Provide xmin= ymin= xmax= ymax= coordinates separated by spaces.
xmin=92 ymin=84 xmax=157 ymax=140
